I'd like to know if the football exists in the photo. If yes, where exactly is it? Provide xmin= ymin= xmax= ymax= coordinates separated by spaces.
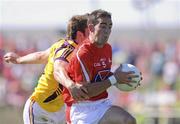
xmin=115 ymin=64 xmax=141 ymax=91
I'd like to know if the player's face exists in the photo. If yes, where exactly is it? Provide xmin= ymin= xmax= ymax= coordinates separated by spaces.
xmin=93 ymin=17 xmax=112 ymax=46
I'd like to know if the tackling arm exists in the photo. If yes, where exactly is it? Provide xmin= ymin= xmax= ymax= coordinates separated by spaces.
xmin=53 ymin=60 xmax=89 ymax=101
xmin=53 ymin=60 xmax=75 ymax=88
xmin=4 ymin=48 xmax=50 ymax=64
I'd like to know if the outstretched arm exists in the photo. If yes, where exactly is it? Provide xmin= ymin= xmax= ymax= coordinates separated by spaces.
xmin=4 ymin=48 xmax=50 ymax=64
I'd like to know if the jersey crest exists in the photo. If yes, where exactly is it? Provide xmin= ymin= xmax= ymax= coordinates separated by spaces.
xmin=93 ymin=69 xmax=111 ymax=82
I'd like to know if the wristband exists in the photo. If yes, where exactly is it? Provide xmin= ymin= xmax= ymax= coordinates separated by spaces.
xmin=108 ymin=75 xmax=117 ymax=85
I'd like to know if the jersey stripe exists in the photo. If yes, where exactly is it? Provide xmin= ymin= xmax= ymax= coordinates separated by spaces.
xmin=76 ymin=44 xmax=90 ymax=82
xmin=54 ymin=40 xmax=76 ymax=62
xmin=61 ymin=48 xmax=73 ymax=59
xmin=29 ymin=99 xmax=35 ymax=124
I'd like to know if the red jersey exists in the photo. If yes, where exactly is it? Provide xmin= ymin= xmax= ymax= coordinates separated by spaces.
xmin=63 ymin=39 xmax=112 ymax=106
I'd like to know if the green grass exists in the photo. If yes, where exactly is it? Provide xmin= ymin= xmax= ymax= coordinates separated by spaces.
xmin=0 ymin=106 xmax=23 ymax=124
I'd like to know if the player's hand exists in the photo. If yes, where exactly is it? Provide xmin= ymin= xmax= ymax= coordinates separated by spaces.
xmin=114 ymin=64 xmax=140 ymax=84
xmin=135 ymin=72 xmax=143 ymax=88
xmin=68 ymin=83 xmax=89 ymax=101
xmin=4 ymin=52 xmax=19 ymax=64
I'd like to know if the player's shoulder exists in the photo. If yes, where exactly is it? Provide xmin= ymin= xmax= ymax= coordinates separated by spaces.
xmin=104 ymin=43 xmax=112 ymax=49
xmin=79 ymin=42 xmax=111 ymax=51
xmin=77 ymin=42 xmax=91 ymax=54
xmin=52 ymin=38 xmax=77 ymax=49
xmin=75 ymin=42 xmax=93 ymax=59
xmin=67 ymin=39 xmax=78 ymax=47
xmin=56 ymin=38 xmax=70 ymax=46
xmin=57 ymin=38 xmax=77 ymax=48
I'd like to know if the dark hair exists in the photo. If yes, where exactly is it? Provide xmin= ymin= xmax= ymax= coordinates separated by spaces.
xmin=88 ymin=9 xmax=111 ymax=25
xmin=66 ymin=14 xmax=89 ymax=40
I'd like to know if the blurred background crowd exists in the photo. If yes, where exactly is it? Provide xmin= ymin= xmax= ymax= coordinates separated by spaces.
xmin=1 ymin=0 xmax=180 ymax=124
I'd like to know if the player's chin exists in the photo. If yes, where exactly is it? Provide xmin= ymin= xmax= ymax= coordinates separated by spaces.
xmin=101 ymin=39 xmax=108 ymax=44
xmin=97 ymin=40 xmax=107 ymax=46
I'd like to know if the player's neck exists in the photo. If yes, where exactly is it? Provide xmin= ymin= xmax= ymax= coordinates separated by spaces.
xmin=89 ymin=36 xmax=104 ymax=48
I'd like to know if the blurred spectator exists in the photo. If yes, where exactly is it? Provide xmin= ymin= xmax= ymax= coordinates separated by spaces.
xmin=0 ymin=35 xmax=4 ymax=74
xmin=150 ymin=42 xmax=165 ymax=76
xmin=163 ymin=60 xmax=179 ymax=90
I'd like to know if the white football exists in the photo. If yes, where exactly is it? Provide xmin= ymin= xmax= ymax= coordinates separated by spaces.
xmin=115 ymin=64 xmax=141 ymax=91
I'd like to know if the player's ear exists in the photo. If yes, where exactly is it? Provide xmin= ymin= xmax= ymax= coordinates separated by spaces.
xmin=88 ymin=24 xmax=94 ymax=32
xmin=76 ymin=31 xmax=85 ymax=43
xmin=77 ymin=31 xmax=83 ymax=36
xmin=85 ymin=28 xmax=89 ymax=37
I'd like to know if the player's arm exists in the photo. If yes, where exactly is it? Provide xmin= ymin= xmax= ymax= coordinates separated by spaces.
xmin=53 ymin=60 xmax=89 ymax=101
xmin=82 ymin=78 xmax=111 ymax=97
xmin=4 ymin=48 xmax=50 ymax=64
xmin=83 ymin=64 xmax=143 ymax=97
xmin=81 ymin=70 xmax=138 ymax=98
